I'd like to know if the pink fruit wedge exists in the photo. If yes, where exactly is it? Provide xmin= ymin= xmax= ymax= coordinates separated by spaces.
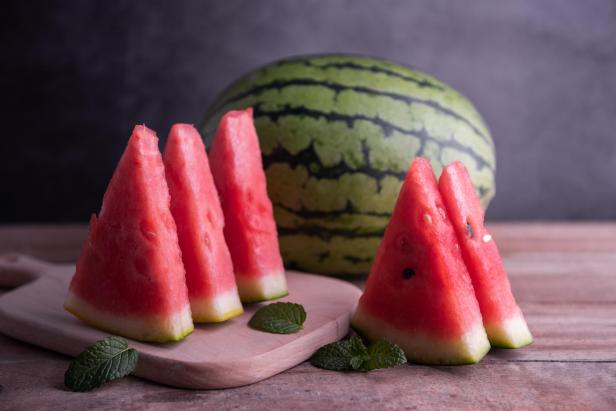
xmin=209 ymin=108 xmax=288 ymax=303
xmin=65 ymin=125 xmax=194 ymax=342
xmin=439 ymin=161 xmax=533 ymax=348
xmin=352 ymin=158 xmax=490 ymax=364
xmin=163 ymin=124 xmax=243 ymax=323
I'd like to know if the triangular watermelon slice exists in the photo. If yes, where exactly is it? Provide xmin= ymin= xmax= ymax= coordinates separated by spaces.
xmin=163 ymin=124 xmax=243 ymax=322
xmin=352 ymin=158 xmax=490 ymax=364
xmin=209 ymin=108 xmax=288 ymax=302
xmin=439 ymin=161 xmax=533 ymax=348
xmin=65 ymin=125 xmax=194 ymax=342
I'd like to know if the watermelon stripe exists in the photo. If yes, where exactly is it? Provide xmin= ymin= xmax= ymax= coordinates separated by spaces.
xmin=278 ymin=226 xmax=382 ymax=240
xmin=280 ymin=235 xmax=383 ymax=254
xmin=283 ymin=265 xmax=365 ymax=278
xmin=212 ymin=78 xmax=492 ymax=148
xmin=343 ymin=255 xmax=373 ymax=264
xmin=290 ymin=58 xmax=446 ymax=91
xmin=275 ymin=202 xmax=391 ymax=219
xmin=265 ymin=145 xmax=407 ymax=181
xmin=255 ymin=104 xmax=494 ymax=172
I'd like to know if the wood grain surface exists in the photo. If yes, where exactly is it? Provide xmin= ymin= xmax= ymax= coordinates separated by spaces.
xmin=1 ymin=223 xmax=615 ymax=410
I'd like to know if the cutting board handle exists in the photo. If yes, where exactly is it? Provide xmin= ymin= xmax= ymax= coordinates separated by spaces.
xmin=0 ymin=254 xmax=57 ymax=288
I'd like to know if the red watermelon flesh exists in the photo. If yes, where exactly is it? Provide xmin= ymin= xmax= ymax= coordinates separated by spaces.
xmin=352 ymin=158 xmax=490 ymax=364
xmin=439 ymin=161 xmax=533 ymax=348
xmin=209 ymin=108 xmax=288 ymax=302
xmin=65 ymin=125 xmax=194 ymax=342
xmin=163 ymin=124 xmax=243 ymax=322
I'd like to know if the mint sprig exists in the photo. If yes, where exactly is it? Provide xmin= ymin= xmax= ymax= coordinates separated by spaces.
xmin=311 ymin=335 xmax=406 ymax=372
xmin=362 ymin=339 xmax=408 ymax=371
xmin=64 ymin=336 xmax=138 ymax=391
xmin=248 ymin=302 xmax=306 ymax=334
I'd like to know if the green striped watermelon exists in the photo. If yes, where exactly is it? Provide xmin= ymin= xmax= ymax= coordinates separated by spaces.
xmin=202 ymin=54 xmax=495 ymax=276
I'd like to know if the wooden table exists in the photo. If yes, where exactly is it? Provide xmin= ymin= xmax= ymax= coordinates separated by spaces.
xmin=1 ymin=223 xmax=615 ymax=410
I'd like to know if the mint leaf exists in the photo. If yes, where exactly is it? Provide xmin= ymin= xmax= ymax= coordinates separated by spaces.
xmin=311 ymin=335 xmax=369 ymax=371
xmin=310 ymin=339 xmax=356 ymax=371
xmin=310 ymin=336 xmax=406 ymax=372
xmin=349 ymin=355 xmax=365 ymax=370
xmin=347 ymin=335 xmax=368 ymax=355
xmin=347 ymin=335 xmax=369 ymax=370
xmin=248 ymin=302 xmax=306 ymax=334
xmin=361 ymin=339 xmax=407 ymax=371
xmin=64 ymin=336 xmax=138 ymax=391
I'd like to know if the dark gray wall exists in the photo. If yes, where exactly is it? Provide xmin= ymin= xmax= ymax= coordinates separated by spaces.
xmin=2 ymin=0 xmax=616 ymax=221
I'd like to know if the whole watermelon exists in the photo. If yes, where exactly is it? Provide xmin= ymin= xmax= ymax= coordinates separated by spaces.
xmin=202 ymin=54 xmax=495 ymax=276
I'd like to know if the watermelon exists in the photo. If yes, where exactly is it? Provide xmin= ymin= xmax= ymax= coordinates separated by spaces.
xmin=352 ymin=158 xmax=490 ymax=364
xmin=202 ymin=54 xmax=496 ymax=276
xmin=65 ymin=125 xmax=194 ymax=342
xmin=439 ymin=162 xmax=533 ymax=348
xmin=209 ymin=108 xmax=288 ymax=302
xmin=163 ymin=124 xmax=243 ymax=323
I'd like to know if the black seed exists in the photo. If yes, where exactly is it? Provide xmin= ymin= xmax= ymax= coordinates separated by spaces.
xmin=466 ymin=223 xmax=473 ymax=238
xmin=402 ymin=268 xmax=415 ymax=279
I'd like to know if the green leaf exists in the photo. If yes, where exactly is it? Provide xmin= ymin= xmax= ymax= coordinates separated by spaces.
xmin=310 ymin=335 xmax=370 ymax=371
xmin=349 ymin=355 xmax=365 ymax=370
xmin=362 ymin=339 xmax=407 ymax=371
xmin=310 ymin=336 xmax=407 ymax=372
xmin=310 ymin=339 xmax=357 ymax=371
xmin=347 ymin=335 xmax=369 ymax=370
xmin=347 ymin=335 xmax=368 ymax=356
xmin=64 ymin=336 xmax=139 ymax=392
xmin=248 ymin=302 xmax=306 ymax=334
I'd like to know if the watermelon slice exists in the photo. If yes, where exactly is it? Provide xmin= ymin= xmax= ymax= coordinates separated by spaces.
xmin=352 ymin=158 xmax=490 ymax=364
xmin=209 ymin=108 xmax=288 ymax=302
xmin=65 ymin=125 xmax=194 ymax=342
xmin=439 ymin=161 xmax=533 ymax=348
xmin=163 ymin=124 xmax=243 ymax=322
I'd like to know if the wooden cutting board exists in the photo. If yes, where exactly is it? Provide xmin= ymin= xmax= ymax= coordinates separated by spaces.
xmin=0 ymin=254 xmax=361 ymax=389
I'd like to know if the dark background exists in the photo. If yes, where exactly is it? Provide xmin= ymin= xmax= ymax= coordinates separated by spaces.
xmin=2 ymin=0 xmax=615 ymax=222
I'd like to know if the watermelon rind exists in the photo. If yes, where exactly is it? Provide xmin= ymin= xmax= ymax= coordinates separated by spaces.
xmin=64 ymin=291 xmax=194 ymax=343
xmin=235 ymin=272 xmax=289 ymax=303
xmin=352 ymin=306 xmax=491 ymax=365
xmin=190 ymin=289 xmax=244 ymax=323
xmin=485 ymin=310 xmax=533 ymax=349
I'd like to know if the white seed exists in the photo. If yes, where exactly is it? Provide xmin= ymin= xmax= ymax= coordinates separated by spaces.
xmin=482 ymin=234 xmax=492 ymax=243
xmin=423 ymin=214 xmax=432 ymax=224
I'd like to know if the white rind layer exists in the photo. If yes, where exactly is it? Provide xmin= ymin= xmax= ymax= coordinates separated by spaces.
xmin=64 ymin=291 xmax=194 ymax=342
xmin=352 ymin=306 xmax=491 ymax=364
xmin=236 ymin=271 xmax=288 ymax=303
xmin=190 ymin=288 xmax=244 ymax=323
xmin=485 ymin=310 xmax=533 ymax=348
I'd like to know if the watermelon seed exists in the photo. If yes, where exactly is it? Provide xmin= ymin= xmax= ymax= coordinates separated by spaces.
xmin=402 ymin=268 xmax=415 ymax=279
xmin=466 ymin=222 xmax=473 ymax=238
xmin=423 ymin=214 xmax=432 ymax=224
xmin=482 ymin=234 xmax=492 ymax=243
